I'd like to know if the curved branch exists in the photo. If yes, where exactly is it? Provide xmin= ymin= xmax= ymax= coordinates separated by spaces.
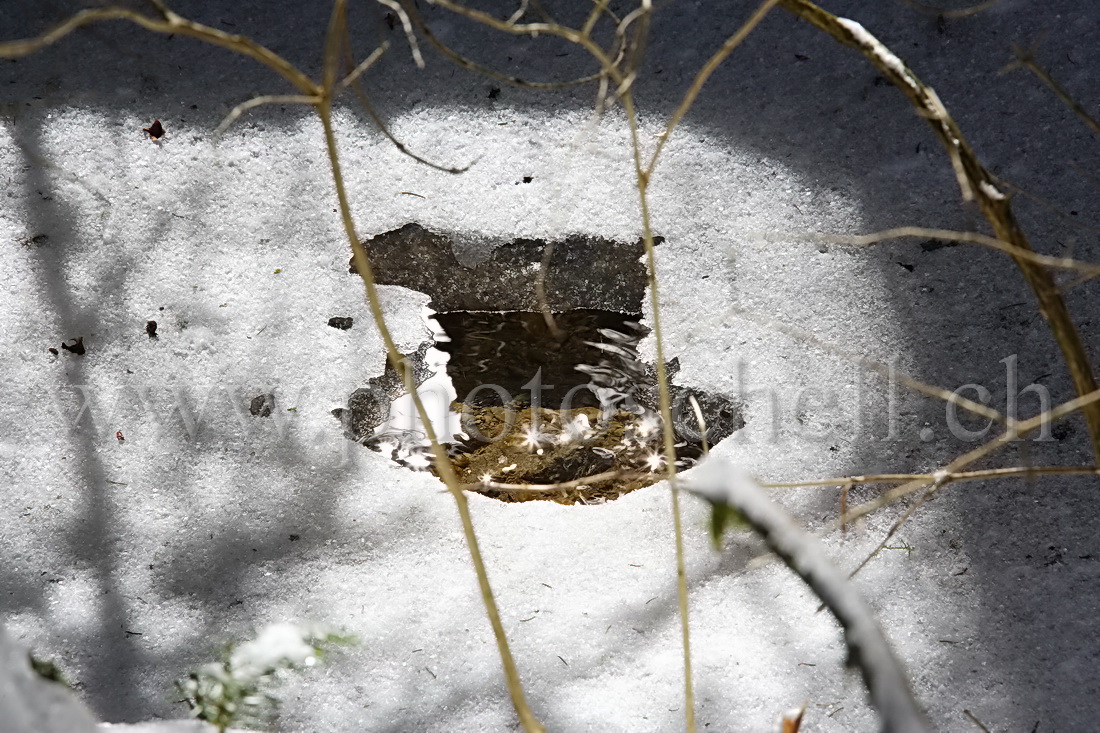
xmin=0 ymin=6 xmax=319 ymax=95
xmin=778 ymin=0 xmax=1100 ymax=465
xmin=404 ymin=0 xmax=605 ymax=90
xmin=215 ymin=94 xmax=320 ymax=136
xmin=339 ymin=25 xmax=469 ymax=174
xmin=687 ymin=459 xmax=930 ymax=733
xmin=763 ymin=226 xmax=1100 ymax=278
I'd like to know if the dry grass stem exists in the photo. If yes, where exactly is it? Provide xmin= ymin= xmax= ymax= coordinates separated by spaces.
xmin=764 ymin=226 xmax=1100 ymax=278
xmin=506 ymin=0 xmax=531 ymax=26
xmin=427 ymin=0 xmax=621 ymax=76
xmin=894 ymin=0 xmax=1006 ymax=19
xmin=843 ymin=388 xmax=1100 ymax=526
xmin=0 ymin=2 xmax=545 ymax=729
xmin=403 ymin=1 xmax=605 ymax=90
xmin=336 ymin=23 xmax=467 ymax=174
xmin=214 ymin=95 xmax=320 ymax=137
xmin=582 ymin=0 xmax=616 ymax=36
xmin=338 ymin=42 xmax=390 ymax=90
xmin=9 ymin=0 xmax=1098 ymax=729
xmin=1001 ymin=42 xmax=1100 ymax=137
xmin=322 ymin=5 xmax=541 ymax=728
xmin=376 ymin=0 xmax=425 ymax=67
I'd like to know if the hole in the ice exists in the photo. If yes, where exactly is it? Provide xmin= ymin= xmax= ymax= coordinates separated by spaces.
xmin=432 ymin=309 xmax=635 ymax=410
xmin=335 ymin=224 xmax=745 ymax=504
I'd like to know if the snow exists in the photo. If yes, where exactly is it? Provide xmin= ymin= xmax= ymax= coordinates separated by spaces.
xmin=3 ymin=1 xmax=1100 ymax=731
xmin=0 ymin=624 xmax=98 ymax=733
xmin=836 ymin=17 xmax=916 ymax=92
xmin=978 ymin=180 xmax=1006 ymax=201
xmin=228 ymin=622 xmax=325 ymax=678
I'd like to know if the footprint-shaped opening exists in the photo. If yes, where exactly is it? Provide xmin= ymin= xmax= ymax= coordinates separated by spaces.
xmin=337 ymin=224 xmax=744 ymax=503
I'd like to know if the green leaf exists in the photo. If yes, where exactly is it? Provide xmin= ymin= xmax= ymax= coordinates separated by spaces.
xmin=709 ymin=502 xmax=746 ymax=549
xmin=29 ymin=654 xmax=68 ymax=686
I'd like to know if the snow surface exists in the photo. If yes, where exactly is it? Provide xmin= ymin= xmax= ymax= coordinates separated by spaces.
xmin=2 ymin=1 xmax=1100 ymax=731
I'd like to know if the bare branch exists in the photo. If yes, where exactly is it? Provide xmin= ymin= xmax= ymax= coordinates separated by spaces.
xmin=338 ymin=41 xmax=390 ymax=90
xmin=779 ymin=0 xmax=1100 ymax=467
xmin=759 ymin=226 xmax=1100 ymax=278
xmin=687 ymin=461 xmax=930 ymax=733
xmin=377 ymin=0 xmax=425 ymax=68
xmin=1001 ymin=41 xmax=1100 ymax=137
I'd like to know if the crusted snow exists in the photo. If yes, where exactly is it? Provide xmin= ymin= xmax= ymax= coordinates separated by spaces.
xmin=2 ymin=2 xmax=1099 ymax=732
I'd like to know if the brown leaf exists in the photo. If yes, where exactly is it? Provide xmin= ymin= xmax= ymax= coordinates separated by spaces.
xmin=780 ymin=703 xmax=807 ymax=733
xmin=142 ymin=119 xmax=165 ymax=141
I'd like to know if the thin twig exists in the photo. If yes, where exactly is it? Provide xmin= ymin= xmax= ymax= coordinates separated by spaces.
xmin=1001 ymin=41 xmax=1100 ymax=137
xmin=339 ymin=25 xmax=468 ymax=173
xmin=894 ymin=0 xmax=1005 ymax=19
xmin=760 ymin=226 xmax=1100 ymax=278
xmin=582 ymin=0 xmax=616 ymax=36
xmin=405 ymin=0 xmax=605 ymax=90
xmin=376 ymin=0 xmax=424 ymax=67
xmin=0 ymin=6 xmax=318 ymax=95
xmin=338 ymin=41 xmax=390 ymax=90
xmin=506 ymin=0 xmax=530 ymax=26
xmin=428 ymin=0 xmax=622 ymax=78
xmin=3 ymin=3 xmax=541 ymax=728
xmin=617 ymin=16 xmax=700 ymax=727
xmin=421 ymin=3 xmax=701 ymax=726
xmin=215 ymin=94 xmax=319 ymax=137
xmin=843 ymin=388 xmax=1100 ymax=525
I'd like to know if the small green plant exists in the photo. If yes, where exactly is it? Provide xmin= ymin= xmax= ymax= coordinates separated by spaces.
xmin=177 ymin=622 xmax=352 ymax=733
xmin=28 ymin=653 xmax=69 ymax=686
